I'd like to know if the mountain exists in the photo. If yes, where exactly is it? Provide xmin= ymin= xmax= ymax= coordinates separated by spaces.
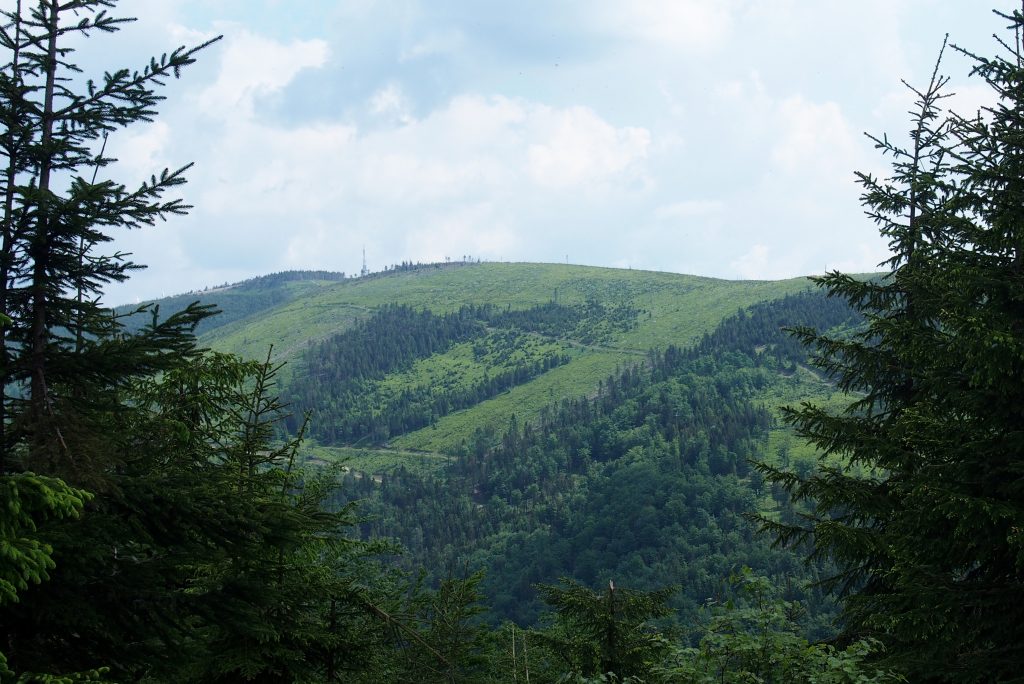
xmin=124 ymin=261 xmax=859 ymax=628
xmin=125 ymin=262 xmax=822 ymax=449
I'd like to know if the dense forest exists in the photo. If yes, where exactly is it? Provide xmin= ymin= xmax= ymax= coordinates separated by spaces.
xmin=2 ymin=1 xmax=1023 ymax=682
xmin=333 ymin=291 xmax=859 ymax=630
xmin=285 ymin=301 xmax=633 ymax=443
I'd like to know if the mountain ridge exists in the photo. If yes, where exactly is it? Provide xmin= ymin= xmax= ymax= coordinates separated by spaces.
xmin=120 ymin=262 xmax=823 ymax=452
xmin=114 ymin=260 xmax=861 ymax=628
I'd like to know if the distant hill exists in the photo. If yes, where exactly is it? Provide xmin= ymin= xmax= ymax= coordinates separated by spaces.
xmin=114 ymin=269 xmax=351 ymax=337
xmin=126 ymin=262 xmax=860 ymax=627
xmin=126 ymin=262 xmax=820 ymax=451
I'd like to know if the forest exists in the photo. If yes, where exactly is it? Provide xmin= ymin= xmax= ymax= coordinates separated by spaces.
xmin=336 ymin=291 xmax=859 ymax=631
xmin=1 ymin=1 xmax=1023 ymax=683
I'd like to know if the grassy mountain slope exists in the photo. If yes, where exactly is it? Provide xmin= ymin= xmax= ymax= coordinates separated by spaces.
xmin=116 ymin=270 xmax=349 ymax=338
xmin=196 ymin=263 xmax=813 ymax=356
xmin=173 ymin=263 xmax=817 ymax=456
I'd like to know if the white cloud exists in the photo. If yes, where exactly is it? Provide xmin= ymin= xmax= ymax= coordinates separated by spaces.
xmin=198 ymin=92 xmax=650 ymax=216
xmin=729 ymin=243 xmax=808 ymax=280
xmin=596 ymin=0 xmax=735 ymax=52
xmin=433 ymin=95 xmax=527 ymax=145
xmin=771 ymin=96 xmax=859 ymax=182
xmin=826 ymin=239 xmax=893 ymax=275
xmin=166 ymin=22 xmax=221 ymax=50
xmin=100 ymin=1 xmax=1001 ymax=303
xmin=729 ymin=244 xmax=770 ymax=279
xmin=403 ymin=204 xmax=519 ymax=262
xmin=686 ymin=70 xmax=882 ymax=281
xmin=198 ymin=120 xmax=357 ymax=216
xmin=369 ymin=83 xmax=413 ymax=124
xmin=351 ymin=95 xmax=522 ymax=203
xmin=526 ymin=106 xmax=650 ymax=189
xmin=107 ymin=121 xmax=171 ymax=178
xmin=197 ymin=30 xmax=329 ymax=119
xmin=946 ymin=82 xmax=998 ymax=121
xmin=399 ymin=28 xmax=466 ymax=62
xmin=356 ymin=152 xmax=500 ymax=204
xmin=167 ymin=74 xmax=655 ymax=282
xmin=741 ymin=0 xmax=913 ymax=80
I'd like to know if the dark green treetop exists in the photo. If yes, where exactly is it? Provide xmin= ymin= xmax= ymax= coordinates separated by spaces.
xmin=757 ymin=9 xmax=1024 ymax=682
xmin=0 ymin=0 xmax=219 ymax=475
xmin=530 ymin=578 xmax=675 ymax=681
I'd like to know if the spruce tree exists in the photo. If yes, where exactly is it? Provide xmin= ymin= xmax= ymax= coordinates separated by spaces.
xmin=530 ymin=578 xmax=674 ymax=681
xmin=0 ymin=1 xmax=226 ymax=677
xmin=0 ymin=9 xmax=434 ymax=680
xmin=758 ymin=10 xmax=1024 ymax=682
xmin=0 ymin=0 xmax=218 ymax=476
xmin=657 ymin=569 xmax=899 ymax=683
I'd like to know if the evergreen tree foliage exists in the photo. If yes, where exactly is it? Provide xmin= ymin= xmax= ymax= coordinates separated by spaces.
xmin=0 ymin=473 xmax=87 ymax=605
xmin=7 ymin=2 xmax=1001 ymax=681
xmin=288 ymin=301 xmax=586 ymax=444
xmin=0 ymin=0 xmax=219 ymax=475
xmin=337 ymin=291 xmax=854 ymax=628
xmin=656 ymin=569 xmax=901 ymax=684
xmin=0 ymin=4 xmax=404 ymax=681
xmin=383 ymin=570 xmax=494 ymax=683
xmin=757 ymin=12 xmax=1024 ymax=682
xmin=0 ymin=348 xmax=374 ymax=680
xmin=0 ymin=473 xmax=111 ymax=682
xmin=531 ymin=578 xmax=674 ymax=682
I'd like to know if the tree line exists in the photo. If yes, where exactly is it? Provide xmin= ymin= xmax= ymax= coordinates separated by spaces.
xmin=287 ymin=301 xmax=610 ymax=444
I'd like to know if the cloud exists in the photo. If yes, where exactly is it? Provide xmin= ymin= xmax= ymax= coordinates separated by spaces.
xmin=399 ymin=28 xmax=467 ymax=62
xmin=197 ymin=91 xmax=649 ymax=214
xmin=159 ymin=44 xmax=657 ymax=280
xmin=741 ymin=0 xmax=914 ymax=81
xmin=526 ymin=106 xmax=650 ymax=189
xmin=729 ymin=244 xmax=810 ymax=280
xmin=403 ymin=204 xmax=519 ymax=262
xmin=197 ymin=30 xmax=330 ymax=119
xmin=771 ymin=96 xmax=859 ymax=182
xmin=595 ymin=0 xmax=735 ymax=52
xmin=106 ymin=121 xmax=172 ymax=178
xmin=100 ymin=1 xmax=999 ymax=303
xmin=369 ymin=83 xmax=414 ymax=125
xmin=197 ymin=120 xmax=357 ymax=217
xmin=825 ymin=239 xmax=893 ymax=275
xmin=729 ymin=244 xmax=770 ymax=279
xmin=946 ymin=82 xmax=998 ymax=121
xmin=431 ymin=95 xmax=527 ymax=145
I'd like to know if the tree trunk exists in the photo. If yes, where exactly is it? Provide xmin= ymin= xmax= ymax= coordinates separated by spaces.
xmin=0 ymin=0 xmax=24 ymax=474
xmin=28 ymin=0 xmax=60 ymax=463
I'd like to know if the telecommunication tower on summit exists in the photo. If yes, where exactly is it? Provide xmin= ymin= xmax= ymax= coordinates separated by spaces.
xmin=361 ymin=246 xmax=369 ymax=277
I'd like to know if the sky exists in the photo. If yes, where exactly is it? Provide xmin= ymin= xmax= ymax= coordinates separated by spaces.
xmin=65 ymin=0 xmax=1010 ymax=304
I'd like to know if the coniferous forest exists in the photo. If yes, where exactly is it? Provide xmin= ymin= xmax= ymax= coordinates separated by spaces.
xmin=2 ymin=2 xmax=1023 ymax=682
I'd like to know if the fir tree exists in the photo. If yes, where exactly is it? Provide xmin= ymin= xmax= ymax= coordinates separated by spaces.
xmin=657 ymin=569 xmax=900 ymax=684
xmin=0 ymin=0 xmax=219 ymax=475
xmin=758 ymin=10 xmax=1024 ymax=681
xmin=0 ymin=1 xmax=225 ymax=676
xmin=531 ymin=578 xmax=674 ymax=681
xmin=0 ymin=10 xmax=459 ymax=680
xmin=0 ymin=473 xmax=105 ymax=681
